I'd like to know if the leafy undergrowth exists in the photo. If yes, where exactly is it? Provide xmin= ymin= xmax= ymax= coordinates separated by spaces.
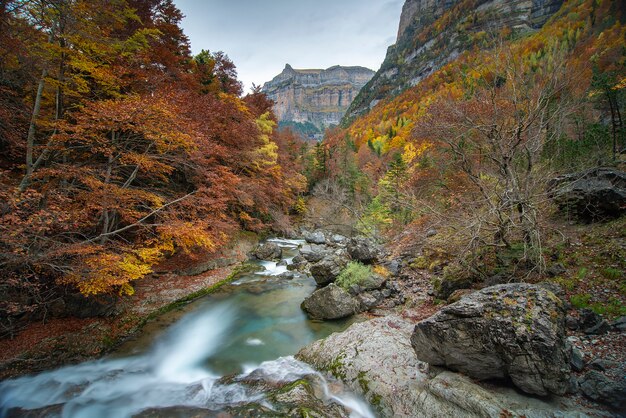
xmin=546 ymin=216 xmax=626 ymax=319
xmin=336 ymin=262 xmax=373 ymax=290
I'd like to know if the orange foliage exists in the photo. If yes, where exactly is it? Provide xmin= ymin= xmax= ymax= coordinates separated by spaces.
xmin=0 ymin=0 xmax=305 ymax=305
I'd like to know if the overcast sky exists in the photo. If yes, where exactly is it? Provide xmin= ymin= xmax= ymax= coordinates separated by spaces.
xmin=174 ymin=0 xmax=405 ymax=92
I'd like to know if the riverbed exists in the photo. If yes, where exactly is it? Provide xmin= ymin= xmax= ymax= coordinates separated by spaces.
xmin=0 ymin=239 xmax=372 ymax=417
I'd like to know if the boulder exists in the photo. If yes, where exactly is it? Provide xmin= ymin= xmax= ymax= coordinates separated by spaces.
xmin=548 ymin=167 xmax=626 ymax=221
xmin=386 ymin=259 xmax=401 ymax=276
xmin=580 ymin=370 xmax=626 ymax=411
xmin=309 ymin=256 xmax=348 ymax=286
xmin=359 ymin=273 xmax=386 ymax=291
xmin=276 ymin=271 xmax=299 ymax=280
xmin=300 ymin=284 xmax=360 ymax=320
xmin=569 ymin=346 xmax=585 ymax=372
xmin=287 ymin=254 xmax=308 ymax=272
xmin=585 ymin=319 xmax=610 ymax=335
xmin=252 ymin=242 xmax=282 ymax=260
xmin=299 ymin=244 xmax=327 ymax=263
xmin=611 ymin=316 xmax=626 ymax=332
xmin=304 ymin=230 xmax=326 ymax=245
xmin=356 ymin=291 xmax=384 ymax=310
xmin=579 ymin=308 xmax=610 ymax=334
xmin=434 ymin=274 xmax=474 ymax=300
xmin=346 ymin=237 xmax=381 ymax=263
xmin=298 ymin=316 xmax=594 ymax=417
xmin=587 ymin=358 xmax=619 ymax=372
xmin=411 ymin=283 xmax=571 ymax=396
xmin=298 ymin=316 xmax=422 ymax=417
xmin=331 ymin=234 xmax=347 ymax=244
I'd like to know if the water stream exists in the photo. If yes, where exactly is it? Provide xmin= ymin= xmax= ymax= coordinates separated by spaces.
xmin=0 ymin=239 xmax=373 ymax=418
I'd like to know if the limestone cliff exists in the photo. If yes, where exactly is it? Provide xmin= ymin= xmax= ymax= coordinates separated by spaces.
xmin=262 ymin=64 xmax=374 ymax=138
xmin=343 ymin=0 xmax=563 ymax=124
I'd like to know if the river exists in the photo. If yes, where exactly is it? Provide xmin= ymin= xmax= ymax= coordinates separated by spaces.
xmin=0 ymin=239 xmax=374 ymax=418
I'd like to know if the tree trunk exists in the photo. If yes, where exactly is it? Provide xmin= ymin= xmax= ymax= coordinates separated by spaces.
xmin=18 ymin=67 xmax=47 ymax=193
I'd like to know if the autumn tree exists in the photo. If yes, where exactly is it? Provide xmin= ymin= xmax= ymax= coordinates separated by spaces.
xmin=0 ymin=0 xmax=307 ymax=329
xmin=415 ymin=44 xmax=575 ymax=269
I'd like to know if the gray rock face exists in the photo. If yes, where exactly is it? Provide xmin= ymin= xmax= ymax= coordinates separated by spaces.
xmin=344 ymin=0 xmax=563 ymax=123
xmin=299 ymin=244 xmax=328 ymax=262
xmin=570 ymin=346 xmax=586 ymax=372
xmin=300 ymin=283 xmax=360 ymax=320
xmin=309 ymin=255 xmax=348 ymax=286
xmin=548 ymin=167 xmax=626 ymax=221
xmin=612 ymin=316 xmax=626 ymax=332
xmin=346 ymin=237 xmax=381 ymax=263
xmin=262 ymin=64 xmax=374 ymax=135
xmin=298 ymin=316 xmax=593 ymax=417
xmin=298 ymin=316 xmax=423 ymax=417
xmin=411 ymin=283 xmax=571 ymax=396
xmin=303 ymin=230 xmax=327 ymax=245
xmin=331 ymin=234 xmax=347 ymax=244
xmin=580 ymin=370 xmax=626 ymax=411
xmin=252 ymin=242 xmax=282 ymax=260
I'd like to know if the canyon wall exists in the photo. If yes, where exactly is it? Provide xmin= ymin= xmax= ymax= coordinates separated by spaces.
xmin=262 ymin=64 xmax=374 ymax=138
xmin=343 ymin=0 xmax=564 ymax=124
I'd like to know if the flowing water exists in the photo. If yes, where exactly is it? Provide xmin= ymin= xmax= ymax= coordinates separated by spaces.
xmin=0 ymin=239 xmax=373 ymax=418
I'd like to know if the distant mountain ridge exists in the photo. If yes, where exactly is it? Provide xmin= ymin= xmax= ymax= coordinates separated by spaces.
xmin=343 ymin=0 xmax=564 ymax=124
xmin=262 ymin=64 xmax=374 ymax=139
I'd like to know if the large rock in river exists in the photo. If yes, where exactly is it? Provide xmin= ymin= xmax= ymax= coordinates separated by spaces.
xmin=309 ymin=254 xmax=348 ymax=286
xmin=299 ymin=244 xmax=328 ymax=263
xmin=411 ymin=283 xmax=571 ymax=396
xmin=303 ymin=230 xmax=327 ymax=245
xmin=252 ymin=242 xmax=282 ymax=260
xmin=298 ymin=316 xmax=591 ymax=418
xmin=298 ymin=316 xmax=422 ymax=417
xmin=301 ymin=283 xmax=360 ymax=320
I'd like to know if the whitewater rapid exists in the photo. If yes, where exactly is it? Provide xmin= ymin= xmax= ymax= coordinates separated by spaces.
xmin=0 ymin=238 xmax=373 ymax=418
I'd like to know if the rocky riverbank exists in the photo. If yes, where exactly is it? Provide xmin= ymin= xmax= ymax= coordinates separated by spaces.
xmin=253 ymin=226 xmax=626 ymax=417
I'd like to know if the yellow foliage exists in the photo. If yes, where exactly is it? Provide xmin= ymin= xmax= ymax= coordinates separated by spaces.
xmin=61 ymin=238 xmax=179 ymax=296
xmin=373 ymin=265 xmax=390 ymax=277
xmin=253 ymin=112 xmax=279 ymax=168
xmin=293 ymin=196 xmax=307 ymax=214
xmin=402 ymin=143 xmax=418 ymax=164
xmin=159 ymin=223 xmax=214 ymax=254
xmin=67 ymin=251 xmax=152 ymax=296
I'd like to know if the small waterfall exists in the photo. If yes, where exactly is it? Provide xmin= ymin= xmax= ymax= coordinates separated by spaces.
xmin=0 ymin=304 xmax=237 ymax=417
xmin=0 ymin=237 xmax=372 ymax=418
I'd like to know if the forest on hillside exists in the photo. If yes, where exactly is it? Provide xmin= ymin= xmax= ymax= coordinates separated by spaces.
xmin=0 ymin=0 xmax=311 ymax=328
xmin=318 ymin=0 xmax=624 ymax=277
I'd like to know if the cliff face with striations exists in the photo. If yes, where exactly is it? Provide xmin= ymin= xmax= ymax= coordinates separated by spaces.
xmin=262 ymin=64 xmax=374 ymax=138
xmin=343 ymin=0 xmax=564 ymax=124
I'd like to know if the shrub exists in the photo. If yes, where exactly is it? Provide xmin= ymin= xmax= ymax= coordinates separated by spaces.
xmin=336 ymin=262 xmax=373 ymax=290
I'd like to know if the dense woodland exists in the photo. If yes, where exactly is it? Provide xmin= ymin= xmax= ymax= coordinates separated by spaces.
xmin=317 ymin=0 xmax=624 ymax=281
xmin=0 ymin=0 xmax=309 ymax=325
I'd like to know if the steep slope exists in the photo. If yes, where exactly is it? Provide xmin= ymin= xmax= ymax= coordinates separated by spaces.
xmin=263 ymin=64 xmax=374 ymax=139
xmin=343 ymin=0 xmax=563 ymax=123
